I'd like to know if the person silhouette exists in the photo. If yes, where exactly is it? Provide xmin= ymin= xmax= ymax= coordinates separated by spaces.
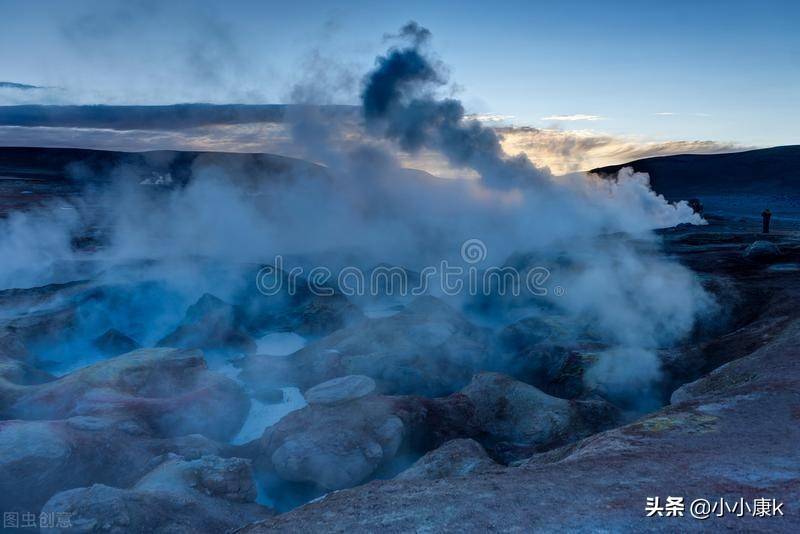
xmin=761 ymin=209 xmax=772 ymax=234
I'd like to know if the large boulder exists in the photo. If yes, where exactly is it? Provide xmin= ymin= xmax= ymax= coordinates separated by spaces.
xmin=240 ymin=296 xmax=489 ymax=397
xmin=41 ymin=455 xmax=272 ymax=533
xmin=493 ymin=316 xmax=605 ymax=399
xmin=249 ymin=395 xmax=413 ymax=491
xmin=459 ymin=372 xmax=619 ymax=461
xmin=0 ymin=416 xmax=226 ymax=513
xmin=743 ymin=240 xmax=782 ymax=261
xmin=158 ymin=293 xmax=256 ymax=355
xmin=6 ymin=348 xmax=249 ymax=441
xmin=92 ymin=329 xmax=140 ymax=357
xmin=462 ymin=372 xmax=573 ymax=446
xmin=491 ymin=312 xmax=622 ymax=400
xmin=290 ymin=294 xmax=364 ymax=337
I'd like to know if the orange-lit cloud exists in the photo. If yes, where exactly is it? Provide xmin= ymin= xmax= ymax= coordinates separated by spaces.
xmin=0 ymin=121 xmax=747 ymax=178
xmin=496 ymin=126 xmax=745 ymax=174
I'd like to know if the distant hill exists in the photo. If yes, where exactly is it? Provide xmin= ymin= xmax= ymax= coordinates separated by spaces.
xmin=0 ymin=146 xmax=330 ymax=216
xmin=3 ymin=145 xmax=799 ymax=218
xmin=0 ymin=146 xmax=327 ymax=184
xmin=0 ymin=146 xmax=435 ymax=217
xmin=591 ymin=145 xmax=800 ymax=200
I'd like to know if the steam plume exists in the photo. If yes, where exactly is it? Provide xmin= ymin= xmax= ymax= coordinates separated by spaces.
xmin=0 ymin=22 xmax=713 ymax=407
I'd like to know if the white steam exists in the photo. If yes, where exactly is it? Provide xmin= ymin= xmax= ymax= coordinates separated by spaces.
xmin=0 ymin=205 xmax=81 ymax=289
xmin=0 ymin=24 xmax=715 ymax=402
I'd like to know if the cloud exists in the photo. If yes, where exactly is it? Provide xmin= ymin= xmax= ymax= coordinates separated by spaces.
xmin=0 ymin=82 xmax=47 ymax=91
xmin=465 ymin=113 xmax=515 ymax=123
xmin=541 ymin=114 xmax=605 ymax=121
xmin=0 ymin=104 xmax=291 ymax=130
xmin=0 ymin=124 xmax=292 ymax=154
xmin=497 ymin=126 xmax=747 ymax=174
xmin=0 ymin=104 xmax=747 ymax=175
xmin=654 ymin=112 xmax=676 ymax=116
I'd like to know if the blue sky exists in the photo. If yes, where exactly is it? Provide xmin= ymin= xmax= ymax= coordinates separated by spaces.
xmin=0 ymin=0 xmax=798 ymax=150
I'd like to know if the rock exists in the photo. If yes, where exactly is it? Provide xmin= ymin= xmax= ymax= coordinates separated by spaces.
xmin=251 ymin=396 xmax=410 ymax=491
xmin=660 ymin=286 xmax=790 ymax=399
xmin=237 ymin=317 xmax=800 ymax=533
xmin=0 ymin=355 xmax=53 ymax=385
xmin=407 ymin=393 xmax=480 ymax=448
xmin=134 ymin=454 xmax=258 ymax=502
xmin=236 ymin=267 xmax=364 ymax=337
xmin=539 ymin=350 xmax=600 ymax=399
xmin=7 ymin=348 xmax=249 ymax=442
xmin=304 ymin=375 xmax=376 ymax=405
xmin=462 ymin=372 xmax=573 ymax=445
xmin=158 ymin=293 xmax=256 ymax=355
xmin=0 ymin=415 xmax=229 ymax=513
xmin=2 ymin=305 xmax=77 ymax=346
xmin=396 ymin=439 xmax=498 ymax=480
xmin=240 ymin=371 xmax=616 ymax=493
xmin=237 ymin=372 xmax=616 ymax=494
xmin=0 ymin=419 xmax=74 ymax=512
xmin=743 ymin=240 xmax=782 ymax=260
xmin=670 ymin=358 xmax=754 ymax=406
xmin=0 ymin=328 xmax=29 ymax=361
xmin=206 ymin=261 xmax=800 ymax=534
xmin=460 ymin=372 xmax=619 ymax=461
xmin=41 ymin=455 xmax=272 ymax=533
xmin=0 ymin=356 xmax=54 ymax=415
xmin=0 ymin=280 xmax=89 ymax=310
xmin=240 ymin=296 xmax=489 ymax=397
xmin=490 ymin=315 xmax=610 ymax=399
xmin=292 ymin=294 xmax=364 ymax=337
xmin=92 ymin=329 xmax=140 ymax=357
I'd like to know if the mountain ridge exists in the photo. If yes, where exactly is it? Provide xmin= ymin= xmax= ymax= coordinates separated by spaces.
xmin=590 ymin=145 xmax=800 ymax=199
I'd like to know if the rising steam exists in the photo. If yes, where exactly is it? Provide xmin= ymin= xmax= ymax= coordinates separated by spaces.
xmin=0 ymin=22 xmax=712 ymax=404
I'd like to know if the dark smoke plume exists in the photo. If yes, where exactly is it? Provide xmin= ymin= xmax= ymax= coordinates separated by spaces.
xmin=361 ymin=22 xmax=551 ymax=189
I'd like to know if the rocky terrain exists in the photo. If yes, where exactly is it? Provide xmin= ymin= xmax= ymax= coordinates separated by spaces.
xmin=0 ymin=215 xmax=796 ymax=531
xmin=236 ymin=216 xmax=800 ymax=532
xmin=1 ymin=147 xmax=799 ymax=531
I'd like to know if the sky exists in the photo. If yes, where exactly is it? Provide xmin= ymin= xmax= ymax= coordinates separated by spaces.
xmin=0 ymin=0 xmax=797 ymax=170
